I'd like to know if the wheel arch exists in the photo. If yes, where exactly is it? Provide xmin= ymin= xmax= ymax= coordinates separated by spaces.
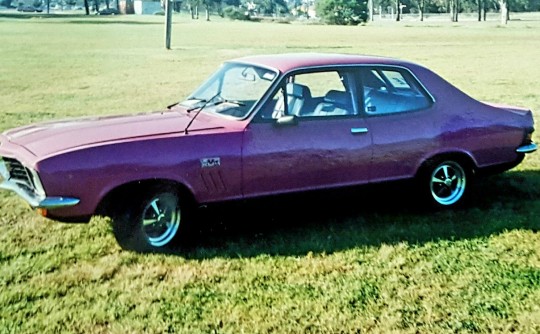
xmin=415 ymin=150 xmax=478 ymax=178
xmin=96 ymin=178 xmax=197 ymax=217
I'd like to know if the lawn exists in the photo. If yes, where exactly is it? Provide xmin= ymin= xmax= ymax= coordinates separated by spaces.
xmin=0 ymin=13 xmax=539 ymax=333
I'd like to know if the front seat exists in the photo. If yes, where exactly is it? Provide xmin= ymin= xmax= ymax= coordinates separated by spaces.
xmin=272 ymin=83 xmax=311 ymax=118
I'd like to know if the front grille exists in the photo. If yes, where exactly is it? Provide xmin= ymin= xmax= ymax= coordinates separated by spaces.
xmin=2 ymin=157 xmax=36 ymax=192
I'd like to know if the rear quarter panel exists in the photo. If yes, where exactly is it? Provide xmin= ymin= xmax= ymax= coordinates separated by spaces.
xmin=409 ymin=64 xmax=529 ymax=170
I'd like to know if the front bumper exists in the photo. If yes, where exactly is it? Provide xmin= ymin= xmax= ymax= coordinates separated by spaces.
xmin=0 ymin=178 xmax=80 ymax=209
xmin=0 ymin=158 xmax=80 ymax=210
xmin=516 ymin=143 xmax=537 ymax=154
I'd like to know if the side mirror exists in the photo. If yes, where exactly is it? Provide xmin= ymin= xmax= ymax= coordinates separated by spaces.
xmin=274 ymin=115 xmax=298 ymax=127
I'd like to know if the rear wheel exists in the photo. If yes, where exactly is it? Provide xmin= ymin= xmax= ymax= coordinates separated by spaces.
xmin=420 ymin=159 xmax=472 ymax=209
xmin=111 ymin=184 xmax=191 ymax=252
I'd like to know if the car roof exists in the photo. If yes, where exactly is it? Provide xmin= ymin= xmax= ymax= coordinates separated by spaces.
xmin=230 ymin=53 xmax=416 ymax=73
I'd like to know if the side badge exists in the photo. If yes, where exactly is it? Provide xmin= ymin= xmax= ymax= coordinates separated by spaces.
xmin=201 ymin=157 xmax=221 ymax=168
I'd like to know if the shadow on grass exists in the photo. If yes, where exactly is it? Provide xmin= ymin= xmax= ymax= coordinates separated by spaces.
xmin=180 ymin=170 xmax=540 ymax=259
xmin=65 ymin=19 xmax=162 ymax=25
xmin=0 ymin=13 xmax=161 ymax=24
xmin=0 ymin=13 xmax=87 ymax=19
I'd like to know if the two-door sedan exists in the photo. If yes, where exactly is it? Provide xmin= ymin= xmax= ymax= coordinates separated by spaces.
xmin=0 ymin=53 xmax=536 ymax=251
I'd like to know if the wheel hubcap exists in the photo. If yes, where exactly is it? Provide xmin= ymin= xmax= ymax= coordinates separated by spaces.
xmin=430 ymin=161 xmax=466 ymax=206
xmin=141 ymin=193 xmax=181 ymax=247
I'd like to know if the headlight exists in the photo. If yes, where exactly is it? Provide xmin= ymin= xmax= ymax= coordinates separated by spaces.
xmin=0 ymin=157 xmax=8 ymax=183
xmin=28 ymin=167 xmax=46 ymax=198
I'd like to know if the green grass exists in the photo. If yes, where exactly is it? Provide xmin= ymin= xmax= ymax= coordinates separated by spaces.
xmin=1 ymin=13 xmax=540 ymax=333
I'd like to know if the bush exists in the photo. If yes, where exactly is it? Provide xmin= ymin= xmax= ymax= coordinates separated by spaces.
xmin=316 ymin=0 xmax=368 ymax=25
xmin=223 ymin=6 xmax=251 ymax=21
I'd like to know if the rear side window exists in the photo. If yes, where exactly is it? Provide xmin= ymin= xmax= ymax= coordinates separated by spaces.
xmin=361 ymin=67 xmax=432 ymax=115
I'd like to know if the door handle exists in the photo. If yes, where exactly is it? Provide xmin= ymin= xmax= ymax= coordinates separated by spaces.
xmin=351 ymin=127 xmax=369 ymax=134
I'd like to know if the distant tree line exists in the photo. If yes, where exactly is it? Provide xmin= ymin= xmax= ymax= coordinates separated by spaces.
xmin=317 ymin=0 xmax=539 ymax=24
xmin=180 ymin=0 xmax=539 ymax=23
xmin=181 ymin=0 xmax=289 ymax=20
xmin=2 ymin=0 xmax=537 ymax=25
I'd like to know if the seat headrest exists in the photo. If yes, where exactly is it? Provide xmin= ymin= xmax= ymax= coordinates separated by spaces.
xmin=324 ymin=90 xmax=349 ymax=104
xmin=286 ymin=83 xmax=309 ymax=98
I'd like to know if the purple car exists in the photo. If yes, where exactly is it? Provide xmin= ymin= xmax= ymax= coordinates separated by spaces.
xmin=0 ymin=53 xmax=536 ymax=251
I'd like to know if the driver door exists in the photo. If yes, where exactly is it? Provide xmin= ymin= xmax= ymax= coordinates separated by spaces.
xmin=241 ymin=69 xmax=373 ymax=198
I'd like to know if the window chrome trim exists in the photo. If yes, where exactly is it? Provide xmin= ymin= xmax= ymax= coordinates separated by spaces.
xmin=249 ymin=63 xmax=436 ymax=123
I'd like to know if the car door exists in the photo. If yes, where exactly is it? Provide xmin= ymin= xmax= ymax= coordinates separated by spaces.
xmin=360 ymin=66 xmax=439 ymax=182
xmin=241 ymin=69 xmax=373 ymax=198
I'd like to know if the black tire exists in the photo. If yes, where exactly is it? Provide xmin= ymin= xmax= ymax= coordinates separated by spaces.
xmin=111 ymin=184 xmax=191 ymax=252
xmin=419 ymin=158 xmax=472 ymax=209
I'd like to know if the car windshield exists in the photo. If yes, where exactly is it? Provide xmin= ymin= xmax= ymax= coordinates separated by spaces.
xmin=180 ymin=62 xmax=278 ymax=119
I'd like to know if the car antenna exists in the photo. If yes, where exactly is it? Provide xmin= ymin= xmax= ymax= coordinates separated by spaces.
xmin=184 ymin=92 xmax=220 ymax=135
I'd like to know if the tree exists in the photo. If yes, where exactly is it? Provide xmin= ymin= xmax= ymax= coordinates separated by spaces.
xmin=477 ymin=0 xmax=483 ymax=21
xmin=253 ymin=0 xmax=289 ymax=15
xmin=449 ymin=0 xmax=459 ymax=22
xmin=417 ymin=0 xmax=425 ymax=21
xmin=202 ymin=0 xmax=222 ymax=20
xmin=187 ymin=0 xmax=200 ymax=18
xmin=317 ymin=0 xmax=368 ymax=25
xmin=500 ymin=0 xmax=508 ymax=23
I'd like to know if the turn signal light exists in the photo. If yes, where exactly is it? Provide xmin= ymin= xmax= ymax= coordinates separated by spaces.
xmin=36 ymin=208 xmax=48 ymax=217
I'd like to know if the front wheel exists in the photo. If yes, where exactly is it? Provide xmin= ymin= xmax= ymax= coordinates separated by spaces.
xmin=420 ymin=159 xmax=471 ymax=209
xmin=111 ymin=185 xmax=191 ymax=252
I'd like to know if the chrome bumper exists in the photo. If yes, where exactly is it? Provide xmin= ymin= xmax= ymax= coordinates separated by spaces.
xmin=516 ymin=143 xmax=537 ymax=154
xmin=0 ymin=179 xmax=80 ymax=209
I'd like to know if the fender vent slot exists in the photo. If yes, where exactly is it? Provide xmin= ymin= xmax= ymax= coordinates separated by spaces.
xmin=200 ymin=170 xmax=227 ymax=193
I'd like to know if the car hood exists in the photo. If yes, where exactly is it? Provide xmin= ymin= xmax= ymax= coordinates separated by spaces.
xmin=3 ymin=109 xmax=227 ymax=157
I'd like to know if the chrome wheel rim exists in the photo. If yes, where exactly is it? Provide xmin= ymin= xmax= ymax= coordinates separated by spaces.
xmin=141 ymin=193 xmax=181 ymax=247
xmin=430 ymin=161 xmax=466 ymax=206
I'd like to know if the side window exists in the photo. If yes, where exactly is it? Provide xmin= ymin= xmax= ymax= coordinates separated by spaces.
xmin=362 ymin=68 xmax=432 ymax=115
xmin=270 ymin=70 xmax=357 ymax=119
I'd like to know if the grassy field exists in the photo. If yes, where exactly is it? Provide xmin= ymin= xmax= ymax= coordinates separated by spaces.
xmin=1 ymin=13 xmax=540 ymax=333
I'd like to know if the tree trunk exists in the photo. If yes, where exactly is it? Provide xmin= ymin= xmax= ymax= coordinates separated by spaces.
xmin=395 ymin=0 xmax=400 ymax=21
xmin=419 ymin=0 xmax=424 ymax=21
xmin=500 ymin=0 xmax=508 ymax=24
xmin=84 ymin=0 xmax=90 ymax=14
xmin=450 ymin=0 xmax=459 ymax=22
xmin=205 ymin=5 xmax=209 ymax=21
xmin=217 ymin=0 xmax=223 ymax=17
xmin=477 ymin=0 xmax=481 ymax=21
xmin=190 ymin=4 xmax=198 ymax=19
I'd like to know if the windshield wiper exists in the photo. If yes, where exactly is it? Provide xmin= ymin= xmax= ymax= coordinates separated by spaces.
xmin=183 ymin=92 xmax=221 ymax=135
xmin=167 ymin=97 xmax=206 ymax=110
